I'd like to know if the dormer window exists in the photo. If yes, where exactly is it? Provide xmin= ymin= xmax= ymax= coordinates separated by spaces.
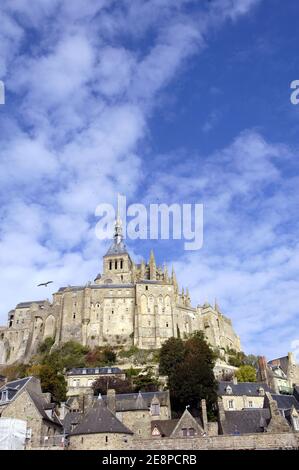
xmin=0 ymin=390 xmax=8 ymax=402
xmin=258 ymin=387 xmax=265 ymax=396
xmin=151 ymin=403 xmax=160 ymax=416
xmin=226 ymin=385 xmax=232 ymax=395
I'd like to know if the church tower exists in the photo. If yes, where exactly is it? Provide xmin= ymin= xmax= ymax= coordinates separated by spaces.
xmin=95 ymin=212 xmax=133 ymax=284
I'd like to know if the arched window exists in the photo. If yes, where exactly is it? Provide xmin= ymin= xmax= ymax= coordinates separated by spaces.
xmin=120 ymin=259 xmax=123 ymax=269
xmin=109 ymin=261 xmax=112 ymax=270
xmin=115 ymin=260 xmax=117 ymax=269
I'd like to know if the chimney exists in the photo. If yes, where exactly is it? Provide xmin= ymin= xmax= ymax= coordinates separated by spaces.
xmin=258 ymin=356 xmax=268 ymax=383
xmin=200 ymin=399 xmax=208 ymax=432
xmin=233 ymin=376 xmax=238 ymax=385
xmin=107 ymin=389 xmax=116 ymax=415
xmin=264 ymin=392 xmax=290 ymax=433
xmin=217 ymin=398 xmax=225 ymax=424
xmin=84 ymin=390 xmax=95 ymax=410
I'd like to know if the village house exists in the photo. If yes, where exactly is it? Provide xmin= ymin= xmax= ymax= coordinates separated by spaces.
xmin=217 ymin=378 xmax=272 ymax=411
xmin=0 ymin=377 xmax=62 ymax=449
xmin=66 ymin=366 xmax=126 ymax=397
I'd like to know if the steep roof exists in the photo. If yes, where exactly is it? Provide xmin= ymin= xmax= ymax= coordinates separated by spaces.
xmin=104 ymin=239 xmax=128 ymax=256
xmin=27 ymin=389 xmax=62 ymax=427
xmin=70 ymin=399 xmax=133 ymax=435
xmin=268 ymin=356 xmax=289 ymax=375
xmin=151 ymin=414 xmax=204 ymax=438
xmin=218 ymin=381 xmax=272 ymax=397
xmin=63 ymin=411 xmax=82 ymax=435
xmin=222 ymin=409 xmax=271 ymax=435
xmin=0 ymin=377 xmax=33 ymax=403
xmin=271 ymin=394 xmax=299 ymax=411
xmin=151 ymin=419 xmax=178 ymax=437
xmin=103 ymin=391 xmax=169 ymax=412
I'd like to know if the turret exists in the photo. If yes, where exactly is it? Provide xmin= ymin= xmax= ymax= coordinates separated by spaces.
xmin=163 ymin=264 xmax=169 ymax=283
xmin=101 ymin=212 xmax=132 ymax=284
xmin=149 ymin=250 xmax=156 ymax=280
xmin=172 ymin=266 xmax=178 ymax=293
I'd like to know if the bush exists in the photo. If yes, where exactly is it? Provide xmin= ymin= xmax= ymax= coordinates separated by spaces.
xmin=37 ymin=337 xmax=55 ymax=354
xmin=236 ymin=365 xmax=256 ymax=382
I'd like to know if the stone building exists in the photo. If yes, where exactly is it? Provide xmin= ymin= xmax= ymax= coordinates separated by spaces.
xmin=217 ymin=379 xmax=272 ymax=411
xmin=0 ymin=216 xmax=241 ymax=365
xmin=63 ymin=388 xmax=171 ymax=441
xmin=0 ymin=377 xmax=62 ymax=449
xmin=68 ymin=396 xmax=134 ymax=450
xmin=218 ymin=392 xmax=293 ymax=435
xmin=257 ymin=353 xmax=299 ymax=394
xmin=66 ymin=366 xmax=126 ymax=397
xmin=104 ymin=389 xmax=171 ymax=438
xmin=150 ymin=401 xmax=218 ymax=438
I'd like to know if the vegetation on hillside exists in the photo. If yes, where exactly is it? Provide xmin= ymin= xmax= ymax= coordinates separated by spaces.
xmin=0 ymin=340 xmax=117 ymax=402
xmin=235 ymin=364 xmax=257 ymax=382
xmin=92 ymin=365 xmax=160 ymax=395
xmin=159 ymin=331 xmax=217 ymax=416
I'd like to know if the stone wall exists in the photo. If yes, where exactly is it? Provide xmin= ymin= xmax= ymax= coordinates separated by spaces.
xmin=69 ymin=433 xmax=133 ymax=450
xmin=129 ymin=432 xmax=299 ymax=450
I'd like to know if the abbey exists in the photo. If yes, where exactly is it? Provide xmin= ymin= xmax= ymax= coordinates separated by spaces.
xmin=0 ymin=217 xmax=241 ymax=365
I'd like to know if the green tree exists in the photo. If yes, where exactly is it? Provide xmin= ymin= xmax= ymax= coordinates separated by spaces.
xmin=42 ymin=341 xmax=89 ymax=371
xmin=236 ymin=365 xmax=256 ymax=382
xmin=173 ymin=333 xmax=216 ymax=409
xmin=26 ymin=364 xmax=67 ymax=402
xmin=37 ymin=337 xmax=55 ymax=354
xmin=166 ymin=332 xmax=217 ymax=414
xmin=243 ymin=354 xmax=259 ymax=368
xmin=133 ymin=367 xmax=160 ymax=392
xmin=92 ymin=375 xmax=133 ymax=395
xmin=159 ymin=337 xmax=185 ymax=376
xmin=85 ymin=346 xmax=116 ymax=366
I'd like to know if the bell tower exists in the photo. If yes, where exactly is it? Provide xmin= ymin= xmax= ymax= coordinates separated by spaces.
xmin=95 ymin=209 xmax=133 ymax=284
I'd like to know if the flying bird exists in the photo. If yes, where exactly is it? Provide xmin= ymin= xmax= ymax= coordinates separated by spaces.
xmin=37 ymin=281 xmax=53 ymax=287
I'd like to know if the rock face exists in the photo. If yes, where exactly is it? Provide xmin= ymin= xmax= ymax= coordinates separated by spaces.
xmin=0 ymin=219 xmax=241 ymax=365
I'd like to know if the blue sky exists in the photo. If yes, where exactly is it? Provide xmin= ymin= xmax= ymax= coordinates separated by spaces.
xmin=0 ymin=0 xmax=299 ymax=360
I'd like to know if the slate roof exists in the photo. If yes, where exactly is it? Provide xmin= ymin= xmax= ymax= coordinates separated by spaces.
xmin=103 ymin=391 xmax=169 ymax=412
xmin=66 ymin=367 xmax=124 ymax=376
xmin=271 ymin=394 xmax=299 ymax=411
xmin=105 ymin=240 xmax=128 ymax=256
xmin=222 ymin=409 xmax=271 ymax=435
xmin=70 ymin=399 xmax=133 ymax=435
xmin=27 ymin=389 xmax=62 ymax=427
xmin=268 ymin=356 xmax=289 ymax=375
xmin=218 ymin=381 xmax=272 ymax=397
xmin=63 ymin=411 xmax=83 ymax=435
xmin=151 ymin=419 xmax=178 ymax=437
xmin=0 ymin=377 xmax=32 ymax=403
xmin=294 ymin=386 xmax=299 ymax=401
xmin=151 ymin=415 xmax=204 ymax=438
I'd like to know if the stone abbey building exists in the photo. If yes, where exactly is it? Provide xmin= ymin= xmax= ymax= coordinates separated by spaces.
xmin=0 ymin=217 xmax=241 ymax=364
